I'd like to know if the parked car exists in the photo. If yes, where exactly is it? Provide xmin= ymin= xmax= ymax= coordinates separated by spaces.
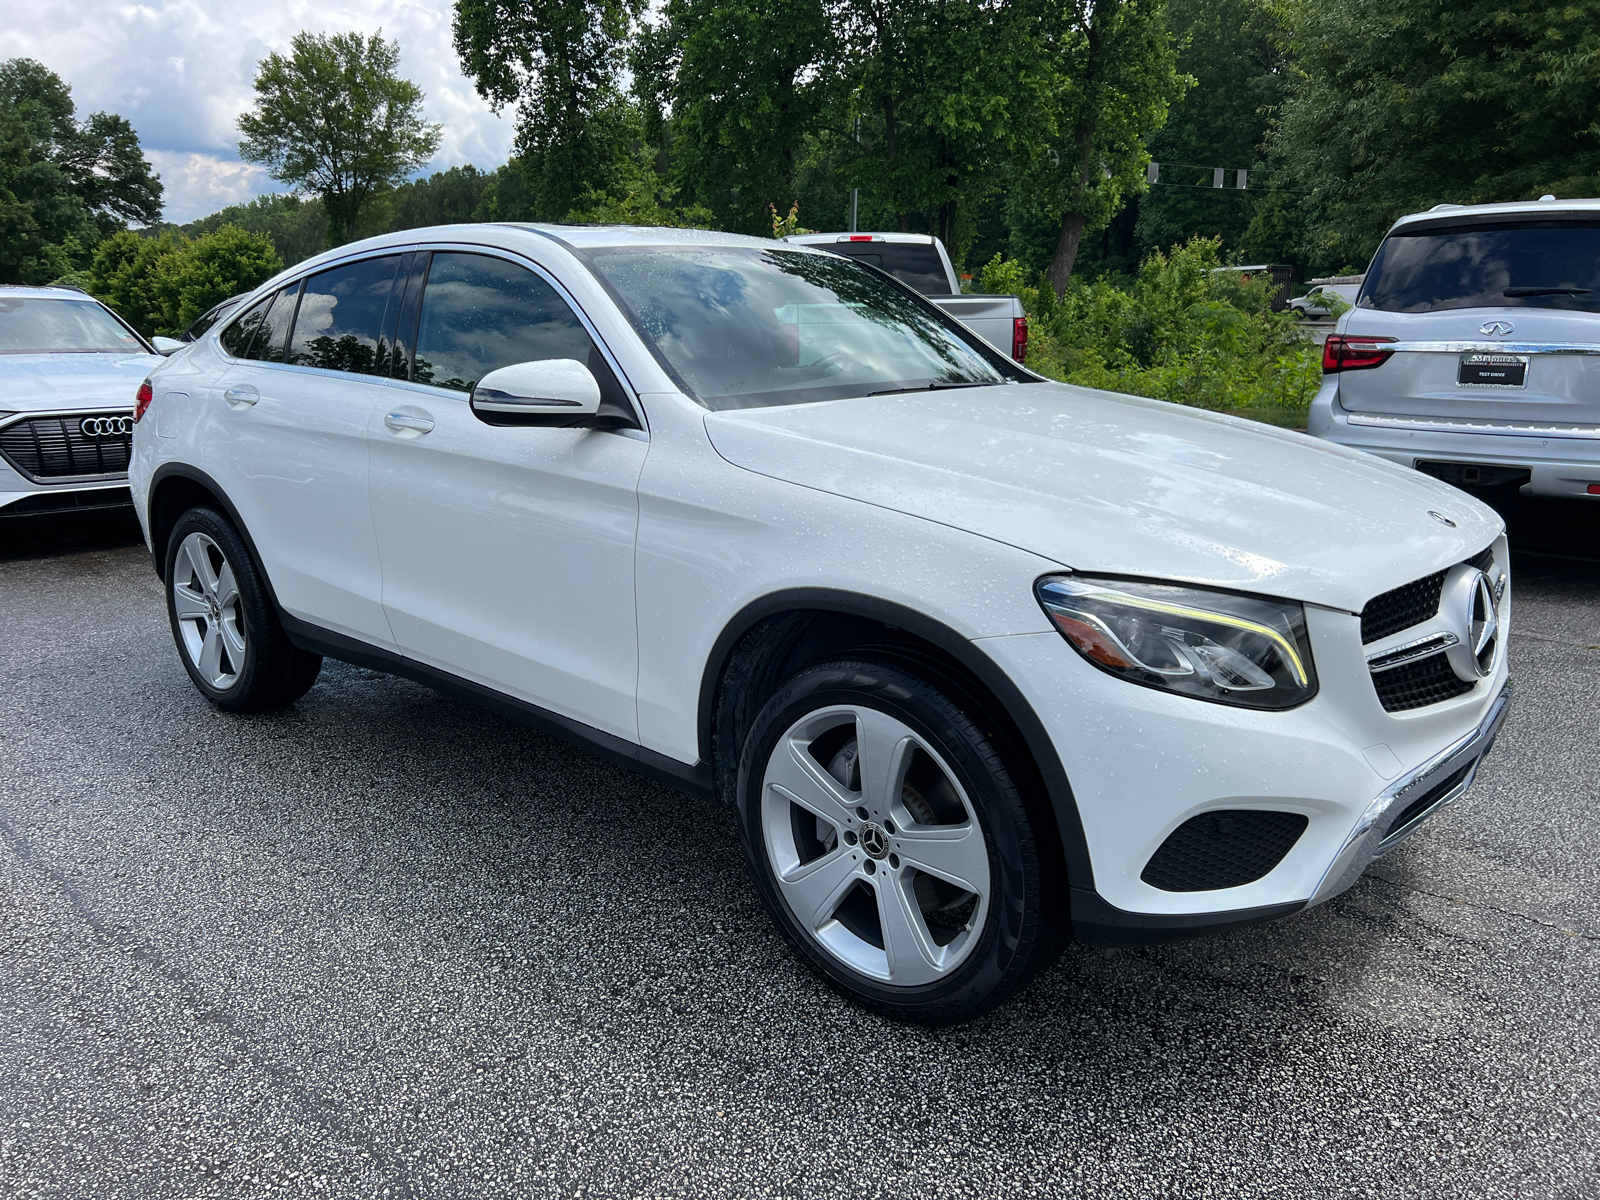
xmin=1310 ymin=197 xmax=1600 ymax=500
xmin=0 ymin=284 xmax=160 ymax=519
xmin=179 ymin=293 xmax=247 ymax=344
xmin=1287 ymin=277 xmax=1362 ymax=319
xmin=783 ymin=231 xmax=1029 ymax=362
xmin=131 ymin=225 xmax=1512 ymax=1024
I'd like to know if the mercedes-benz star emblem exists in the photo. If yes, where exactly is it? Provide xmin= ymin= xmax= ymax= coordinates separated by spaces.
xmin=858 ymin=822 xmax=890 ymax=860
xmin=79 ymin=415 xmax=134 ymax=438
xmin=1441 ymin=565 xmax=1499 ymax=681
xmin=1428 ymin=510 xmax=1457 ymax=527
xmin=1480 ymin=320 xmax=1515 ymax=336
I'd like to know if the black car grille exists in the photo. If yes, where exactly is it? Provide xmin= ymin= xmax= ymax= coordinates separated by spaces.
xmin=1465 ymin=545 xmax=1495 ymax=573
xmin=1372 ymin=652 xmax=1476 ymax=712
xmin=1361 ymin=570 xmax=1448 ymax=644
xmin=0 ymin=413 xmax=134 ymax=483
xmin=1141 ymin=809 xmax=1309 ymax=892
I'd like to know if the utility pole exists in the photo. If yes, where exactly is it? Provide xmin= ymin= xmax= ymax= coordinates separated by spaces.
xmin=849 ymin=115 xmax=861 ymax=232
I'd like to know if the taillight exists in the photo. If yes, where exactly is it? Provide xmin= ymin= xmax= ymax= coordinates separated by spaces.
xmin=133 ymin=380 xmax=154 ymax=423
xmin=848 ymin=234 xmax=873 ymax=242
xmin=1012 ymin=316 xmax=1029 ymax=363
xmin=1322 ymin=334 xmax=1397 ymax=373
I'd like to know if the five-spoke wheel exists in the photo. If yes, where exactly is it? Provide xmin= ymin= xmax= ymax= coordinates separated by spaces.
xmin=739 ymin=657 xmax=1058 ymax=1023
xmin=171 ymin=531 xmax=248 ymax=689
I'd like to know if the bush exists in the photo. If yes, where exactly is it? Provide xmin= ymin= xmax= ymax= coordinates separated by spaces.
xmin=88 ymin=225 xmax=281 ymax=337
xmin=998 ymin=237 xmax=1322 ymax=413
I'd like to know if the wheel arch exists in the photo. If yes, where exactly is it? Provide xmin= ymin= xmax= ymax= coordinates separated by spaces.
xmin=147 ymin=465 xmax=279 ymax=612
xmin=699 ymin=588 xmax=1095 ymax=891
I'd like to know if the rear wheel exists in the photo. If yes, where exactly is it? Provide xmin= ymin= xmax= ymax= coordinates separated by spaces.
xmin=737 ymin=657 xmax=1057 ymax=1023
xmin=165 ymin=506 xmax=321 ymax=712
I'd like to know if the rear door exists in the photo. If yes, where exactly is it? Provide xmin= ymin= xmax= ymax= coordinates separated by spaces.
xmin=206 ymin=255 xmax=404 ymax=647
xmin=1338 ymin=219 xmax=1600 ymax=426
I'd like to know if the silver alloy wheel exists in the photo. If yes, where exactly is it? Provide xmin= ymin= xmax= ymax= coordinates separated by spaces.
xmin=760 ymin=705 xmax=992 ymax=985
xmin=171 ymin=531 xmax=247 ymax=690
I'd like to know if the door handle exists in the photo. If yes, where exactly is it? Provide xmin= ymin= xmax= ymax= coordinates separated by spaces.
xmin=223 ymin=386 xmax=259 ymax=407
xmin=384 ymin=411 xmax=435 ymax=436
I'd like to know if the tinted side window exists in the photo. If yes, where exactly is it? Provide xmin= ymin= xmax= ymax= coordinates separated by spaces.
xmin=287 ymin=256 xmax=402 ymax=374
xmin=185 ymin=299 xmax=240 ymax=342
xmin=242 ymin=285 xmax=299 ymax=363
xmin=220 ymin=295 xmax=271 ymax=358
xmin=413 ymin=253 xmax=594 ymax=392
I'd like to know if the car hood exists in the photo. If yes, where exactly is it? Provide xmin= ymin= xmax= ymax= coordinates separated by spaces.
xmin=702 ymin=383 xmax=1503 ymax=612
xmin=0 ymin=353 xmax=158 ymax=413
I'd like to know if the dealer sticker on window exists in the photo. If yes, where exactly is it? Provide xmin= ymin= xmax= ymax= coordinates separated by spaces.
xmin=1458 ymin=354 xmax=1528 ymax=388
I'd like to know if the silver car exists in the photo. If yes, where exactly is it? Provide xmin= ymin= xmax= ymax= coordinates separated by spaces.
xmin=0 ymin=285 xmax=160 ymax=519
xmin=1309 ymin=197 xmax=1600 ymax=502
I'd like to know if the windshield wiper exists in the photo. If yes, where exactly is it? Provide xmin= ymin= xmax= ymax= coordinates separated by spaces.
xmin=868 ymin=380 xmax=1001 ymax=397
xmin=1503 ymin=286 xmax=1592 ymax=297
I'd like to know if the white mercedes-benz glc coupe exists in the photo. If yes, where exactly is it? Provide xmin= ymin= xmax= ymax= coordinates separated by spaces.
xmin=129 ymin=225 xmax=1513 ymax=1023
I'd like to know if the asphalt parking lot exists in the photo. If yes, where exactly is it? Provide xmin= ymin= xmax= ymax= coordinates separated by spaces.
xmin=1 ymin=509 xmax=1597 ymax=1199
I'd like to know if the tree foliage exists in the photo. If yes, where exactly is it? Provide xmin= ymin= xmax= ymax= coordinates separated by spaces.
xmin=237 ymin=31 xmax=441 ymax=242
xmin=0 ymin=58 xmax=163 ymax=284
xmin=88 ymin=226 xmax=282 ymax=337
xmin=1263 ymin=0 xmax=1600 ymax=270
xmin=454 ymin=0 xmax=639 ymax=220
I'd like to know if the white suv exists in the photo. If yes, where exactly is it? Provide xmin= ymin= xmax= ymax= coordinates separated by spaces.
xmin=1310 ymin=197 xmax=1600 ymax=501
xmin=131 ymin=225 xmax=1513 ymax=1023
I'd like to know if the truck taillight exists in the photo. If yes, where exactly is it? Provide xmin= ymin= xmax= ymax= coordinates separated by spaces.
xmin=1012 ymin=317 xmax=1029 ymax=363
xmin=1322 ymin=334 xmax=1396 ymax=373
xmin=133 ymin=380 xmax=154 ymax=422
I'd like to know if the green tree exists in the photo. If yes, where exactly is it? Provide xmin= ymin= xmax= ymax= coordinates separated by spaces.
xmin=1011 ymin=0 xmax=1188 ymax=293
xmin=87 ymin=229 xmax=175 ymax=334
xmin=657 ymin=0 xmax=835 ymax=234
xmin=1264 ymin=0 xmax=1600 ymax=270
xmin=88 ymin=226 xmax=282 ymax=337
xmin=237 ymin=31 xmax=441 ymax=243
xmin=0 ymin=58 xmax=163 ymax=283
xmin=454 ymin=0 xmax=640 ymax=221
xmin=170 ymin=193 xmax=328 ymax=268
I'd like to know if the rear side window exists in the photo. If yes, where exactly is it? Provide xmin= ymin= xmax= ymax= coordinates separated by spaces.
xmin=184 ymin=299 xmax=240 ymax=343
xmin=220 ymin=295 xmax=271 ymax=358
xmin=1361 ymin=221 xmax=1600 ymax=313
xmin=826 ymin=243 xmax=952 ymax=295
xmin=287 ymin=256 xmax=402 ymax=374
xmin=241 ymin=285 xmax=299 ymax=362
xmin=412 ymin=252 xmax=594 ymax=392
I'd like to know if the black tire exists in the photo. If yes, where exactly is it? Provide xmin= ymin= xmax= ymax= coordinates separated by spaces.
xmin=736 ymin=657 xmax=1058 ymax=1024
xmin=164 ymin=506 xmax=322 ymax=712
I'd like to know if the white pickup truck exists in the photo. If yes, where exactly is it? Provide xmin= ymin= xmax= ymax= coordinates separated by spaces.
xmin=783 ymin=232 xmax=1029 ymax=362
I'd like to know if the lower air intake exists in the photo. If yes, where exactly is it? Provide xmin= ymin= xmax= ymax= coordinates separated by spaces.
xmin=1142 ymin=809 xmax=1309 ymax=892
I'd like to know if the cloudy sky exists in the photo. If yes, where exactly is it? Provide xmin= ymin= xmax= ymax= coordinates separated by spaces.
xmin=7 ymin=0 xmax=517 ymax=223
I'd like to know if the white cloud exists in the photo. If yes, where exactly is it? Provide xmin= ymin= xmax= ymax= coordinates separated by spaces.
xmin=7 ymin=0 xmax=517 ymax=224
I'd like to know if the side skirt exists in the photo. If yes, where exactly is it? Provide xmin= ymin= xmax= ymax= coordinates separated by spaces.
xmin=279 ymin=613 xmax=716 ymax=803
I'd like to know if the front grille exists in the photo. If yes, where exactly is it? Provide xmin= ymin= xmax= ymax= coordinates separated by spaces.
xmin=1141 ymin=809 xmax=1309 ymax=892
xmin=1382 ymin=763 xmax=1473 ymax=844
xmin=0 ymin=413 xmax=133 ymax=483
xmin=1361 ymin=571 xmax=1447 ymax=644
xmin=1465 ymin=545 xmax=1495 ymax=573
xmin=1372 ymin=652 xmax=1476 ymax=712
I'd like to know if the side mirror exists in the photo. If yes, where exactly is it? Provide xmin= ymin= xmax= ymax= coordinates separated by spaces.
xmin=152 ymin=336 xmax=185 ymax=356
xmin=470 ymin=359 xmax=601 ymax=426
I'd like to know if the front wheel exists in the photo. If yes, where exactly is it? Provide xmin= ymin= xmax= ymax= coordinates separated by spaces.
xmin=165 ymin=506 xmax=322 ymax=712
xmin=736 ymin=657 xmax=1059 ymax=1023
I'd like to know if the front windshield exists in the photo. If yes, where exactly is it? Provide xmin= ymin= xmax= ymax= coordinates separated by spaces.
xmin=0 ymin=296 xmax=147 ymax=354
xmin=585 ymin=246 xmax=1011 ymax=409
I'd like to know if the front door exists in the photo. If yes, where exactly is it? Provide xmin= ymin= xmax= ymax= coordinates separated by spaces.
xmin=367 ymin=250 xmax=647 ymax=741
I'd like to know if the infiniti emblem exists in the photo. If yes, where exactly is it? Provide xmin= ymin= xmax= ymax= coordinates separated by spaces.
xmin=858 ymin=822 xmax=890 ymax=860
xmin=1428 ymin=511 xmax=1457 ymax=527
xmin=1480 ymin=320 xmax=1515 ymax=336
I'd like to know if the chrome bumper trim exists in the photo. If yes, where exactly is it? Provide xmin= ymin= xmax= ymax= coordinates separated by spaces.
xmin=1309 ymin=678 xmax=1513 ymax=906
xmin=1345 ymin=412 xmax=1600 ymax=440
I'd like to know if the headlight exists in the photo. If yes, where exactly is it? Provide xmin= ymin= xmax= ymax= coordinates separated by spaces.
xmin=1035 ymin=575 xmax=1318 ymax=710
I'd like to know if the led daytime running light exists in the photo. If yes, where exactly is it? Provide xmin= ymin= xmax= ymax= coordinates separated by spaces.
xmin=1061 ymin=584 xmax=1310 ymax=686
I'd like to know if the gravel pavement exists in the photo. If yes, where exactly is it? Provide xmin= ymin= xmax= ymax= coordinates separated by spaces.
xmin=1 ymin=511 xmax=1596 ymax=1199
